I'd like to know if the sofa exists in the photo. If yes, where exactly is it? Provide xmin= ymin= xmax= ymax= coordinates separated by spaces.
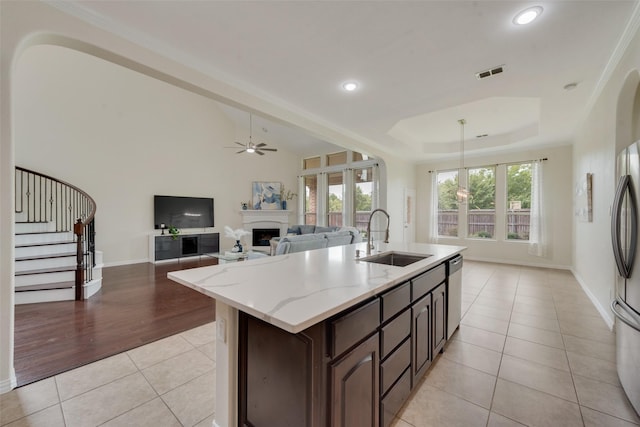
xmin=271 ymin=225 xmax=362 ymax=255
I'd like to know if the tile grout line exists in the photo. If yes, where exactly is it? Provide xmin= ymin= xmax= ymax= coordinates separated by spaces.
xmin=480 ymin=265 xmax=519 ymax=426
xmin=485 ymin=266 xmax=529 ymax=427
xmin=551 ymin=279 xmax=586 ymax=427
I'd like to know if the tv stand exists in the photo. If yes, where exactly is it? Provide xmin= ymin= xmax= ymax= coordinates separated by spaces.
xmin=150 ymin=231 xmax=219 ymax=263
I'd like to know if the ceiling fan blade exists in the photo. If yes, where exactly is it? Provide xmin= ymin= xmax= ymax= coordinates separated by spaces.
xmin=260 ymin=148 xmax=278 ymax=152
xmin=234 ymin=141 xmax=246 ymax=147
xmin=255 ymin=142 xmax=267 ymax=148
xmin=256 ymin=150 xmax=265 ymax=156
xmin=237 ymin=150 xmax=246 ymax=154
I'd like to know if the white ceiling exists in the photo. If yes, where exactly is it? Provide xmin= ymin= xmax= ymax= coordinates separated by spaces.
xmin=59 ymin=0 xmax=639 ymax=162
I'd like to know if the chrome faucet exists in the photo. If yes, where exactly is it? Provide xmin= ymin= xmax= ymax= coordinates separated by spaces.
xmin=366 ymin=208 xmax=390 ymax=255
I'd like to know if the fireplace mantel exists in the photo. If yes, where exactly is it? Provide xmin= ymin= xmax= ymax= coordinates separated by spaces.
xmin=239 ymin=210 xmax=292 ymax=224
xmin=239 ymin=210 xmax=291 ymax=250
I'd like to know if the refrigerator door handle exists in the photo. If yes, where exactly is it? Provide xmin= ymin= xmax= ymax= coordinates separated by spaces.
xmin=611 ymin=175 xmax=637 ymax=278
xmin=612 ymin=298 xmax=640 ymax=333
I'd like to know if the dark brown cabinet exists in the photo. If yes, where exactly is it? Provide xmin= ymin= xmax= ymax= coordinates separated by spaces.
xmin=330 ymin=333 xmax=380 ymax=427
xmin=432 ymin=283 xmax=447 ymax=356
xmin=411 ymin=293 xmax=432 ymax=384
xmin=237 ymin=258 xmax=456 ymax=427
xmin=239 ymin=314 xmax=326 ymax=427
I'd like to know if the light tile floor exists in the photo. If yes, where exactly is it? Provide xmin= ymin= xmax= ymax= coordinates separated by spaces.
xmin=2 ymin=261 xmax=639 ymax=426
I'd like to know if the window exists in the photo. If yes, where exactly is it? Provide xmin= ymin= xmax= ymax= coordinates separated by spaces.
xmin=303 ymin=157 xmax=321 ymax=170
xmin=354 ymin=167 xmax=374 ymax=235
xmin=327 ymin=172 xmax=343 ymax=227
xmin=301 ymin=151 xmax=378 ymax=229
xmin=506 ymin=163 xmax=532 ymax=240
xmin=468 ymin=167 xmax=495 ymax=239
xmin=436 ymin=170 xmax=459 ymax=237
xmin=352 ymin=151 xmax=370 ymax=162
xmin=304 ymin=175 xmax=318 ymax=225
xmin=327 ymin=152 xmax=347 ymax=166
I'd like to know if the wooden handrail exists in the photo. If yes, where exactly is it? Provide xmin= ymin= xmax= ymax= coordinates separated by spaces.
xmin=15 ymin=166 xmax=97 ymax=300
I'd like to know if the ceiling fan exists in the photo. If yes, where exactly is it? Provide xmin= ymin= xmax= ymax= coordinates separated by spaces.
xmin=226 ymin=114 xmax=278 ymax=155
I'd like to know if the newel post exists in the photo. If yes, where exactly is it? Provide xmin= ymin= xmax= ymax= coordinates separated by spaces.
xmin=74 ymin=218 xmax=84 ymax=301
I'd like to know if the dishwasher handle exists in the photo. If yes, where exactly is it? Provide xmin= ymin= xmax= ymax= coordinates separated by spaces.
xmin=448 ymin=255 xmax=463 ymax=275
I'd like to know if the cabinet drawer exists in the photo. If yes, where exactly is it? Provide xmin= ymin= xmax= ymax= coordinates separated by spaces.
xmin=412 ymin=264 xmax=446 ymax=301
xmin=380 ymin=338 xmax=410 ymax=396
xmin=331 ymin=298 xmax=380 ymax=358
xmin=380 ymin=368 xmax=411 ymax=427
xmin=381 ymin=281 xmax=410 ymax=323
xmin=380 ymin=309 xmax=410 ymax=358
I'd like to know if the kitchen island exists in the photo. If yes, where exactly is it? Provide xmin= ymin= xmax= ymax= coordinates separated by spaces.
xmin=168 ymin=241 xmax=465 ymax=427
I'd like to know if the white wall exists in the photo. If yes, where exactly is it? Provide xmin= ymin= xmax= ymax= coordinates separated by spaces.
xmin=15 ymin=45 xmax=302 ymax=264
xmin=573 ymin=25 xmax=640 ymax=326
xmin=416 ymin=145 xmax=574 ymax=269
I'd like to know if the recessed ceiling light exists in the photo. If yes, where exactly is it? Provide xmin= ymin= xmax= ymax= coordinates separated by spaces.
xmin=513 ymin=6 xmax=543 ymax=25
xmin=342 ymin=81 xmax=358 ymax=92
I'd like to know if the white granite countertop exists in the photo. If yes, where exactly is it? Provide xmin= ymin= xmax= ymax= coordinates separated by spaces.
xmin=168 ymin=241 xmax=465 ymax=333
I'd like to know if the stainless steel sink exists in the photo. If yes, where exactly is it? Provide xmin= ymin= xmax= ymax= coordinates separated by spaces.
xmin=359 ymin=251 xmax=432 ymax=267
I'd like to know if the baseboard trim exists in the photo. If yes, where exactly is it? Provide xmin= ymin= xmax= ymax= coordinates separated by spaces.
xmin=0 ymin=372 xmax=17 ymax=394
xmin=464 ymin=256 xmax=572 ymax=271
xmin=103 ymin=258 xmax=149 ymax=268
xmin=571 ymin=268 xmax=615 ymax=330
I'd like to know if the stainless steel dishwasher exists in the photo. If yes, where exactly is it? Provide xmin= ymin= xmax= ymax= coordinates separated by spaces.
xmin=447 ymin=255 xmax=463 ymax=340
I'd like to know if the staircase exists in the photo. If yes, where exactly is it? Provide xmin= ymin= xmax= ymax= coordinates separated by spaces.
xmin=14 ymin=167 xmax=102 ymax=304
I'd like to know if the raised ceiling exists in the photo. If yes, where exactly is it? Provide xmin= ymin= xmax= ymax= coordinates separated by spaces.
xmin=57 ymin=1 xmax=639 ymax=162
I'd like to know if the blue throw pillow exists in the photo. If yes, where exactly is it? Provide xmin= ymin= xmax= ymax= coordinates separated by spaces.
xmin=298 ymin=225 xmax=316 ymax=234
xmin=287 ymin=226 xmax=301 ymax=235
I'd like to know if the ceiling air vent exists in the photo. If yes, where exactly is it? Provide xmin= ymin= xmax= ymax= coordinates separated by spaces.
xmin=476 ymin=65 xmax=505 ymax=80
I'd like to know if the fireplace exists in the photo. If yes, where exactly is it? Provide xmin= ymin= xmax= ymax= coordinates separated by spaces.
xmin=252 ymin=228 xmax=280 ymax=247
xmin=239 ymin=209 xmax=290 ymax=251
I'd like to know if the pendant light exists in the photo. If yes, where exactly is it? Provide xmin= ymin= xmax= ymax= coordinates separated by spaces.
xmin=456 ymin=119 xmax=469 ymax=203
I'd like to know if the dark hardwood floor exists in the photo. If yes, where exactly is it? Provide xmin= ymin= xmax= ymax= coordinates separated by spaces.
xmin=14 ymin=258 xmax=218 ymax=387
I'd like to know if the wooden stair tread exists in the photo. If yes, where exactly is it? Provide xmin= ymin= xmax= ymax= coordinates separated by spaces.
xmin=15 ymin=252 xmax=76 ymax=262
xmin=15 ymin=266 xmax=76 ymax=276
xmin=15 ymin=282 xmax=75 ymax=292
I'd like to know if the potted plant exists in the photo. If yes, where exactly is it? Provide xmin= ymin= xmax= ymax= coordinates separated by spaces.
xmin=280 ymin=185 xmax=297 ymax=210
xmin=168 ymin=225 xmax=180 ymax=240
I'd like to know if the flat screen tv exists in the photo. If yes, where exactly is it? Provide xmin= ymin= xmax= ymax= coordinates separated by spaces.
xmin=154 ymin=195 xmax=214 ymax=229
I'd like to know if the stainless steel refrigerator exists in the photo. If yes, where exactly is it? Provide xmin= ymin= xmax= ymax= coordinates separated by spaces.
xmin=611 ymin=141 xmax=640 ymax=415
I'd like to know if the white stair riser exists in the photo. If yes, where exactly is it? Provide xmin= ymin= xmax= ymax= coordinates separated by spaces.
xmin=15 ymin=288 xmax=75 ymax=305
xmin=15 ymin=257 xmax=76 ymax=273
xmin=15 ymin=243 xmax=77 ymax=258
xmin=15 ymin=211 xmax=28 ymax=222
xmin=15 ymin=270 xmax=75 ymax=287
xmin=15 ymin=222 xmax=57 ymax=234
xmin=91 ymin=264 xmax=103 ymax=280
xmin=84 ymin=278 xmax=103 ymax=299
xmin=15 ymin=232 xmax=73 ymax=246
xmin=94 ymin=251 xmax=103 ymax=265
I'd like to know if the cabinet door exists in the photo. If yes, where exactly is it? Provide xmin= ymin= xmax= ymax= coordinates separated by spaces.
xmin=239 ymin=314 xmax=326 ymax=427
xmin=154 ymin=236 xmax=180 ymax=260
xmin=432 ymin=283 xmax=447 ymax=356
xmin=198 ymin=233 xmax=219 ymax=254
xmin=411 ymin=294 xmax=432 ymax=386
xmin=330 ymin=333 xmax=380 ymax=427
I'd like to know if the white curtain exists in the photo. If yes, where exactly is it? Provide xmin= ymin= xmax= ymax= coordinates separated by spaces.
xmin=429 ymin=172 xmax=439 ymax=243
xmin=528 ymin=161 xmax=547 ymax=257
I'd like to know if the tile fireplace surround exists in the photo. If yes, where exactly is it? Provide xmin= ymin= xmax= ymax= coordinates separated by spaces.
xmin=239 ymin=210 xmax=291 ymax=251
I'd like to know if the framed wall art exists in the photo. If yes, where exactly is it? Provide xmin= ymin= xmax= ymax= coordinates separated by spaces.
xmin=252 ymin=182 xmax=281 ymax=210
